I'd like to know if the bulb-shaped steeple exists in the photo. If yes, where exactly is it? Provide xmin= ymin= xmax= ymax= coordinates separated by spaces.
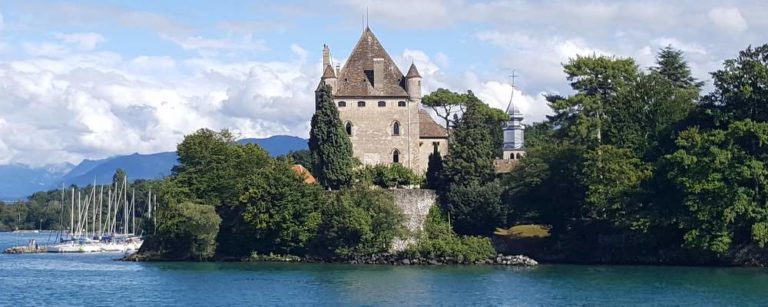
xmin=502 ymin=85 xmax=525 ymax=159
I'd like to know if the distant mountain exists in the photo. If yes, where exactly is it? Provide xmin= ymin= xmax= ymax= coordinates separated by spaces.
xmin=60 ymin=152 xmax=178 ymax=187
xmin=238 ymin=135 xmax=308 ymax=156
xmin=0 ymin=135 xmax=308 ymax=201
xmin=0 ymin=164 xmax=73 ymax=201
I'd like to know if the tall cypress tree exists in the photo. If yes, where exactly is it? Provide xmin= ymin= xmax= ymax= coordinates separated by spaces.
xmin=308 ymin=84 xmax=354 ymax=190
xmin=425 ymin=146 xmax=444 ymax=190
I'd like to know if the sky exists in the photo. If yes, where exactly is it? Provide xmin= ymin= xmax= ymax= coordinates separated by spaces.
xmin=0 ymin=0 xmax=766 ymax=168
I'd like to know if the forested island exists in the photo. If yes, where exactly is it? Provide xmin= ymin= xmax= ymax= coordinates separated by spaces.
xmin=5 ymin=43 xmax=768 ymax=266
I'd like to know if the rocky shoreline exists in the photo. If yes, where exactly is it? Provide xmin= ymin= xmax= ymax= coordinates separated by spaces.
xmin=125 ymin=251 xmax=538 ymax=266
xmin=348 ymin=253 xmax=538 ymax=266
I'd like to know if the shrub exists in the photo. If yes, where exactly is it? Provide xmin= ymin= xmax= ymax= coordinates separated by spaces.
xmin=355 ymin=163 xmax=423 ymax=189
xmin=310 ymin=188 xmax=404 ymax=259
xmin=406 ymin=206 xmax=496 ymax=263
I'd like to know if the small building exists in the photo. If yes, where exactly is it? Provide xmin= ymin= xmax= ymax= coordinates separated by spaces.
xmin=291 ymin=164 xmax=316 ymax=184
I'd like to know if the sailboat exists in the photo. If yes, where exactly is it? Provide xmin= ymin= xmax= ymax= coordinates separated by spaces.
xmin=47 ymin=175 xmax=148 ymax=253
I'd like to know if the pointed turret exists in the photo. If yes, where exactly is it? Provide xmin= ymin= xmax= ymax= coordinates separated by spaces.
xmin=406 ymin=63 xmax=421 ymax=78
xmin=405 ymin=62 xmax=422 ymax=99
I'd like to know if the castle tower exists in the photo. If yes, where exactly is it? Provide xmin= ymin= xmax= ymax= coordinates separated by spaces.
xmin=320 ymin=44 xmax=337 ymax=91
xmin=502 ymin=85 xmax=525 ymax=160
xmin=315 ymin=27 xmax=448 ymax=173
xmin=405 ymin=63 xmax=422 ymax=100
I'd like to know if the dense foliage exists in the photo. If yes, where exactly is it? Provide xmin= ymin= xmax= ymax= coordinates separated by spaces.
xmin=497 ymin=44 xmax=768 ymax=263
xmin=354 ymin=163 xmax=422 ymax=189
xmin=151 ymin=200 xmax=221 ymax=260
xmin=309 ymin=84 xmax=354 ymax=190
xmin=310 ymin=188 xmax=404 ymax=259
xmin=406 ymin=206 xmax=496 ymax=263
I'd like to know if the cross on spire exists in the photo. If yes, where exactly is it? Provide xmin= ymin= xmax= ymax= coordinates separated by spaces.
xmin=508 ymin=70 xmax=518 ymax=87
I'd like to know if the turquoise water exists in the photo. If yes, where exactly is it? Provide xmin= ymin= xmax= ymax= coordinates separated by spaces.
xmin=2 ymin=232 xmax=768 ymax=306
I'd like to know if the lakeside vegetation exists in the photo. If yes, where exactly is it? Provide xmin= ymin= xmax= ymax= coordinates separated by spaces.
xmin=7 ymin=43 xmax=768 ymax=266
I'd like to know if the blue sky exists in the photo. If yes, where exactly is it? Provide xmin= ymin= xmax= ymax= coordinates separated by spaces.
xmin=0 ymin=0 xmax=766 ymax=167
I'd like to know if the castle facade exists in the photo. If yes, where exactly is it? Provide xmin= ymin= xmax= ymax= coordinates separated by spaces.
xmin=316 ymin=28 xmax=448 ymax=173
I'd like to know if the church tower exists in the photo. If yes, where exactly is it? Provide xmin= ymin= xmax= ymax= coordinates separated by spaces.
xmin=502 ymin=85 xmax=525 ymax=160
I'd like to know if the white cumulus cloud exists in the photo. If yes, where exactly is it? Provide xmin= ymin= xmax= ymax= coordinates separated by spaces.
xmin=54 ymin=32 xmax=106 ymax=50
xmin=708 ymin=7 xmax=749 ymax=33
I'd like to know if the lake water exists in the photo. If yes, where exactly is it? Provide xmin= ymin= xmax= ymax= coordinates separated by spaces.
xmin=2 ymin=232 xmax=768 ymax=306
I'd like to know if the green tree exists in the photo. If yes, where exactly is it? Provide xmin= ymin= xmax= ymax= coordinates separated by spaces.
xmin=443 ymin=94 xmax=496 ymax=185
xmin=664 ymin=120 xmax=768 ymax=254
xmin=549 ymin=55 xmax=639 ymax=145
xmin=425 ymin=146 xmax=444 ymax=190
xmin=286 ymin=149 xmax=313 ymax=170
xmin=443 ymin=180 xmax=505 ymax=236
xmin=241 ymin=162 xmax=323 ymax=255
xmin=172 ymin=128 xmax=272 ymax=256
xmin=309 ymin=84 xmax=354 ymax=190
xmin=704 ymin=44 xmax=768 ymax=124
xmin=407 ymin=206 xmax=496 ymax=263
xmin=580 ymin=145 xmax=651 ymax=225
xmin=149 ymin=200 xmax=221 ymax=260
xmin=422 ymin=88 xmax=468 ymax=134
xmin=112 ymin=168 xmax=127 ymax=186
xmin=355 ymin=163 xmax=422 ymax=189
xmin=651 ymin=46 xmax=704 ymax=90
xmin=310 ymin=188 xmax=403 ymax=259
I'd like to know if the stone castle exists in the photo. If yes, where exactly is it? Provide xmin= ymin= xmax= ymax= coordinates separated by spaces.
xmin=315 ymin=27 xmax=448 ymax=173
xmin=315 ymin=27 xmax=525 ymax=174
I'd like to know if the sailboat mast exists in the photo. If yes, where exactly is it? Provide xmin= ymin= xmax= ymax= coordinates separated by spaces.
xmin=70 ymin=187 xmax=74 ymax=237
xmin=98 ymin=185 xmax=104 ymax=237
xmin=123 ymin=176 xmax=128 ymax=235
xmin=131 ymin=188 xmax=135 ymax=235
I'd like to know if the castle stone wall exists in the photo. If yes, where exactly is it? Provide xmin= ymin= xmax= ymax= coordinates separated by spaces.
xmin=389 ymin=189 xmax=437 ymax=252
xmin=335 ymin=98 xmax=422 ymax=171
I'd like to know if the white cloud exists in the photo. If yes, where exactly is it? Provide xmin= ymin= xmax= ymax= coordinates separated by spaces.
xmin=708 ymin=7 xmax=749 ymax=33
xmin=0 ymin=43 xmax=320 ymax=167
xmin=54 ymin=32 xmax=106 ymax=50
xmin=163 ymin=34 xmax=268 ymax=55
xmin=650 ymin=37 xmax=707 ymax=55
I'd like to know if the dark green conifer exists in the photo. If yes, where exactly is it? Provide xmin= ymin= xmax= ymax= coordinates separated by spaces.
xmin=308 ymin=84 xmax=354 ymax=190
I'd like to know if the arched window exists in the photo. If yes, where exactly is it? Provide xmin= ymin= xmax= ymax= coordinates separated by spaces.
xmin=345 ymin=122 xmax=353 ymax=136
xmin=357 ymin=101 xmax=366 ymax=107
xmin=398 ymin=101 xmax=407 ymax=107
xmin=392 ymin=149 xmax=400 ymax=164
xmin=378 ymin=101 xmax=386 ymax=107
xmin=338 ymin=101 xmax=346 ymax=107
xmin=516 ymin=153 xmax=522 ymax=159
xmin=392 ymin=121 xmax=401 ymax=136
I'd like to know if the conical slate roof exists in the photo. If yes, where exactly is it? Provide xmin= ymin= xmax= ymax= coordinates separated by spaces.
xmin=406 ymin=63 xmax=421 ymax=78
xmin=321 ymin=64 xmax=336 ymax=79
xmin=335 ymin=28 xmax=408 ymax=97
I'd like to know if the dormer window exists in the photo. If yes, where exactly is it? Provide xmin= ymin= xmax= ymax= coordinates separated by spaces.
xmin=398 ymin=101 xmax=406 ymax=107
xmin=378 ymin=101 xmax=386 ymax=107
xmin=338 ymin=101 xmax=346 ymax=107
xmin=358 ymin=101 xmax=366 ymax=107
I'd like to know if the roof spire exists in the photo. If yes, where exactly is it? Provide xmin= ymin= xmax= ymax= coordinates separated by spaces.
xmin=506 ymin=70 xmax=522 ymax=116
